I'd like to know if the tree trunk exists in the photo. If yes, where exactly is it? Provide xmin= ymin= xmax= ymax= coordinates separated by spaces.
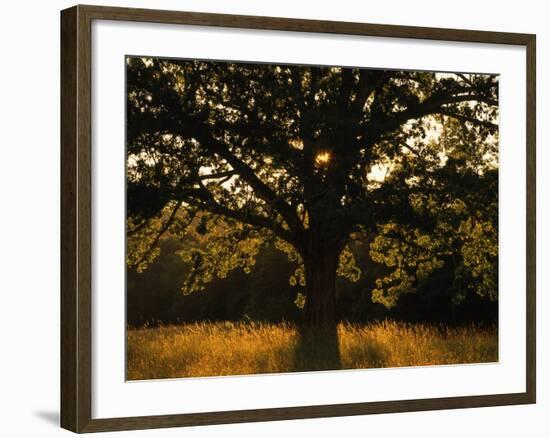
xmin=296 ymin=237 xmax=343 ymax=370
xmin=302 ymin=239 xmax=342 ymax=328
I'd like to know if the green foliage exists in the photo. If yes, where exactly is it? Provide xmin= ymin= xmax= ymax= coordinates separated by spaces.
xmin=127 ymin=201 xmax=195 ymax=272
xmin=126 ymin=215 xmax=161 ymax=272
xmin=458 ymin=218 xmax=498 ymax=301
xmin=370 ymin=224 xmax=448 ymax=308
xmin=294 ymin=292 xmax=306 ymax=310
xmin=177 ymin=215 xmax=271 ymax=295
xmin=336 ymin=245 xmax=362 ymax=282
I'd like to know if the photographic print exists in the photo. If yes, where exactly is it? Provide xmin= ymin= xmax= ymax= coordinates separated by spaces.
xmin=125 ymin=57 xmax=499 ymax=381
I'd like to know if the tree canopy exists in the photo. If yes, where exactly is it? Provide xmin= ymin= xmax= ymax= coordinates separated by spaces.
xmin=126 ymin=57 xmax=498 ymax=327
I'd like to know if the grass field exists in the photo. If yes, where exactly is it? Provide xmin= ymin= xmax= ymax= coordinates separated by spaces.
xmin=126 ymin=321 xmax=498 ymax=380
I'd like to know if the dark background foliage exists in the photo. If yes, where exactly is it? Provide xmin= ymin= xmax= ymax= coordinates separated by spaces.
xmin=127 ymin=237 xmax=497 ymax=327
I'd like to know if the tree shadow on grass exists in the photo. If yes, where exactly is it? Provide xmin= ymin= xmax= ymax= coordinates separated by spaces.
xmin=294 ymin=325 xmax=341 ymax=372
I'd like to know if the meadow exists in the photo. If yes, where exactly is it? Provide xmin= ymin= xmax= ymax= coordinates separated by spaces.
xmin=126 ymin=321 xmax=498 ymax=380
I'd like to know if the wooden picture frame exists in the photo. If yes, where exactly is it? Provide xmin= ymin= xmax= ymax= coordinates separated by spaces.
xmin=61 ymin=4 xmax=536 ymax=433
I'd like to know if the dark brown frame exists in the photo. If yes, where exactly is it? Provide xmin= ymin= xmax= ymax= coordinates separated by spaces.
xmin=61 ymin=4 xmax=536 ymax=433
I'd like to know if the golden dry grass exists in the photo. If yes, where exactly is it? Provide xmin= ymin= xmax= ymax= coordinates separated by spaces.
xmin=126 ymin=321 xmax=498 ymax=380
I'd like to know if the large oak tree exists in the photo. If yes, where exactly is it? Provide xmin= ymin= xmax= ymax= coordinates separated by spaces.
xmin=126 ymin=58 xmax=498 ymax=328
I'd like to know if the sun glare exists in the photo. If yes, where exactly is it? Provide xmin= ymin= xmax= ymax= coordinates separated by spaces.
xmin=315 ymin=152 xmax=331 ymax=165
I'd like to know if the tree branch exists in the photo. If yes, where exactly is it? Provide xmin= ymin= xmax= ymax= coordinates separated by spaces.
xmin=182 ymin=120 xmax=305 ymax=235
xmin=187 ymin=197 xmax=296 ymax=245
xmin=198 ymin=170 xmax=237 ymax=181
xmin=367 ymin=92 xmax=498 ymax=143
xmin=354 ymin=70 xmax=391 ymax=114
xmin=437 ymin=109 xmax=498 ymax=131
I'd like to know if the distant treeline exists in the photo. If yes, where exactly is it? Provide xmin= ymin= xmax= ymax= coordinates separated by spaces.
xmin=127 ymin=237 xmax=497 ymax=327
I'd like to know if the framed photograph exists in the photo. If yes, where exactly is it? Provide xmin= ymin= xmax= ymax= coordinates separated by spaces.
xmin=60 ymin=4 xmax=536 ymax=433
